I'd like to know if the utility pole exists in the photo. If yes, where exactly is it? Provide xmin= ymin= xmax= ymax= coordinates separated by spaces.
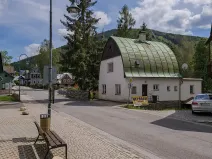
xmin=48 ymin=0 xmax=53 ymax=118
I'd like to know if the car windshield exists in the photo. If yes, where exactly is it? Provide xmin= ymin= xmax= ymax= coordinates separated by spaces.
xmin=195 ymin=95 xmax=212 ymax=100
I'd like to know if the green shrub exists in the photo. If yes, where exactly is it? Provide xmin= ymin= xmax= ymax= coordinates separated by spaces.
xmin=11 ymin=94 xmax=19 ymax=101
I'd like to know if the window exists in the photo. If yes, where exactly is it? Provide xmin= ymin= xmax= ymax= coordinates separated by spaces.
xmin=153 ymin=84 xmax=159 ymax=91
xmin=195 ymin=95 xmax=209 ymax=100
xmin=115 ymin=84 xmax=121 ymax=95
xmin=63 ymin=79 xmax=66 ymax=83
xmin=108 ymin=62 xmax=113 ymax=73
xmin=167 ymin=86 xmax=170 ymax=92
xmin=190 ymin=85 xmax=194 ymax=94
xmin=174 ymin=86 xmax=178 ymax=91
xmin=102 ymin=84 xmax=106 ymax=94
xmin=131 ymin=86 xmax=137 ymax=94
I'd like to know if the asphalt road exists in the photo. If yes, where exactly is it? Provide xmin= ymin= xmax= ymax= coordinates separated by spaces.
xmin=22 ymin=87 xmax=212 ymax=159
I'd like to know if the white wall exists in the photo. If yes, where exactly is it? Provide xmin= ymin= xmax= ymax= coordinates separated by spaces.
xmin=5 ymin=82 xmax=12 ymax=89
xmin=181 ymin=79 xmax=202 ymax=101
xmin=130 ymin=78 xmax=180 ymax=101
xmin=99 ymin=56 xmax=202 ymax=102
xmin=99 ymin=56 xmax=128 ymax=101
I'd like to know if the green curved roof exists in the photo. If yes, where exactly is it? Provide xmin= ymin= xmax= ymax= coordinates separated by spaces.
xmin=111 ymin=36 xmax=180 ymax=78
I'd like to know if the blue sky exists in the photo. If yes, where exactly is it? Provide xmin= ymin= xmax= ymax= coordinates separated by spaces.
xmin=0 ymin=0 xmax=211 ymax=62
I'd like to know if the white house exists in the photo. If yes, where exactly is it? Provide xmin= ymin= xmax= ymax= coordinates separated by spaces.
xmin=98 ymin=34 xmax=202 ymax=103
xmin=30 ymin=67 xmax=42 ymax=85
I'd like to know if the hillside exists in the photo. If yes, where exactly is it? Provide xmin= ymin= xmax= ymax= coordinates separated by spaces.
xmin=12 ymin=29 xmax=206 ymax=77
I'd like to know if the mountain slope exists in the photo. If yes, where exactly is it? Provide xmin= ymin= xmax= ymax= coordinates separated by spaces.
xmin=12 ymin=29 xmax=207 ymax=77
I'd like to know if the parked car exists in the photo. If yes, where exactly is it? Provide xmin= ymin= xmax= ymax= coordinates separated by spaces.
xmin=192 ymin=94 xmax=212 ymax=114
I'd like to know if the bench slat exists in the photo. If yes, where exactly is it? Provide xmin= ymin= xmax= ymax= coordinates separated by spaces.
xmin=46 ymin=131 xmax=61 ymax=146
xmin=50 ymin=131 xmax=66 ymax=145
xmin=43 ymin=132 xmax=57 ymax=147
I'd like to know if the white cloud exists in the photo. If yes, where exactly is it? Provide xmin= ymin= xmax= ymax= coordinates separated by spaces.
xmin=58 ymin=29 xmax=74 ymax=41
xmin=130 ymin=0 xmax=212 ymax=35
xmin=24 ymin=44 xmax=40 ymax=58
xmin=58 ymin=29 xmax=74 ymax=37
xmin=198 ymin=24 xmax=211 ymax=29
xmin=93 ymin=11 xmax=112 ymax=28
xmin=0 ymin=0 xmax=7 ymax=16
xmin=184 ymin=0 xmax=211 ymax=6
xmin=190 ymin=4 xmax=212 ymax=28
xmin=131 ymin=0 xmax=193 ymax=35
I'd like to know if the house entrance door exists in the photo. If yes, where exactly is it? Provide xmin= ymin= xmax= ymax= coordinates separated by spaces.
xmin=142 ymin=84 xmax=148 ymax=96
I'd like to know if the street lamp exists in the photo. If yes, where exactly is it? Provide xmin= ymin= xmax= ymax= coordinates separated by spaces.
xmin=19 ymin=54 xmax=29 ymax=101
xmin=48 ymin=0 xmax=53 ymax=120
xmin=67 ymin=0 xmax=80 ymax=14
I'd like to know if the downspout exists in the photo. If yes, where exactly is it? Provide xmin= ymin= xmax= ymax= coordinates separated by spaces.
xmin=179 ymin=75 xmax=182 ymax=109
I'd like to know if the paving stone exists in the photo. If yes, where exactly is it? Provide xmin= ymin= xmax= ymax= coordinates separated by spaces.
xmin=0 ymin=95 xmax=150 ymax=159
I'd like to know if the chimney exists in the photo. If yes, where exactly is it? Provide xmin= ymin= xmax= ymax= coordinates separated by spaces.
xmin=139 ymin=30 xmax=146 ymax=42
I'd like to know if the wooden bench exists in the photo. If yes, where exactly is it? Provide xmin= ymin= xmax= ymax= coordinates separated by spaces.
xmin=34 ymin=121 xmax=67 ymax=159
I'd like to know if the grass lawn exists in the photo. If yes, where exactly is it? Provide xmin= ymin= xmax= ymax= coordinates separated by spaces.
xmin=0 ymin=95 xmax=17 ymax=102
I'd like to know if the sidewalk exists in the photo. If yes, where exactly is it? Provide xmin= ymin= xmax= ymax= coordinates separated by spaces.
xmin=0 ymin=94 xmax=160 ymax=159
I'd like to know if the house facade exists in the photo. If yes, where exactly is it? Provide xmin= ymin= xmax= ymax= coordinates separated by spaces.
xmin=98 ymin=35 xmax=202 ymax=103
xmin=0 ymin=54 xmax=14 ymax=90
xmin=0 ymin=71 xmax=14 ymax=89
xmin=58 ymin=73 xmax=73 ymax=86
xmin=30 ymin=68 xmax=42 ymax=85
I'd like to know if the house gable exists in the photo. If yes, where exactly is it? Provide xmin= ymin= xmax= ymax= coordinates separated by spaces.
xmin=101 ymin=37 xmax=121 ymax=61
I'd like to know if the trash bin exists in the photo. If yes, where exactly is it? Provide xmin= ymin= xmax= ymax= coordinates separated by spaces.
xmin=152 ymin=95 xmax=158 ymax=103
xmin=40 ymin=114 xmax=50 ymax=132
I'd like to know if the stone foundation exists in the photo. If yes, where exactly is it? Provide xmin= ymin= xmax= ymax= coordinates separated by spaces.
xmin=148 ymin=101 xmax=180 ymax=110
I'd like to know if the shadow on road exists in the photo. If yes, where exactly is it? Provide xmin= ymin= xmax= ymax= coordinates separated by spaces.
xmin=64 ymin=100 xmax=122 ymax=107
xmin=151 ymin=111 xmax=212 ymax=133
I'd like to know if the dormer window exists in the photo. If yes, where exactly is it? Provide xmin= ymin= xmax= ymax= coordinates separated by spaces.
xmin=135 ymin=60 xmax=140 ymax=66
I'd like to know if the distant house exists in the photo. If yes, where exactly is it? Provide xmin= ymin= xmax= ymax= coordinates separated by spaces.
xmin=19 ymin=76 xmax=25 ymax=85
xmin=30 ymin=68 xmax=42 ymax=85
xmin=0 ymin=54 xmax=14 ymax=90
xmin=57 ymin=73 xmax=73 ymax=86
xmin=3 ymin=66 xmax=15 ymax=76
xmin=0 ymin=71 xmax=14 ymax=89
xmin=99 ymin=33 xmax=202 ymax=103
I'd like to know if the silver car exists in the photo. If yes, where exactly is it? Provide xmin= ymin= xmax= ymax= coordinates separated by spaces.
xmin=192 ymin=94 xmax=212 ymax=114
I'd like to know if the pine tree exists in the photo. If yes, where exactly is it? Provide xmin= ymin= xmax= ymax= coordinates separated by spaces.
xmin=116 ymin=5 xmax=136 ymax=38
xmin=60 ymin=0 xmax=103 ymax=91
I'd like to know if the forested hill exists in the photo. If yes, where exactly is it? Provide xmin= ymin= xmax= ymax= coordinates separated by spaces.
xmin=12 ymin=28 xmax=207 ymax=77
